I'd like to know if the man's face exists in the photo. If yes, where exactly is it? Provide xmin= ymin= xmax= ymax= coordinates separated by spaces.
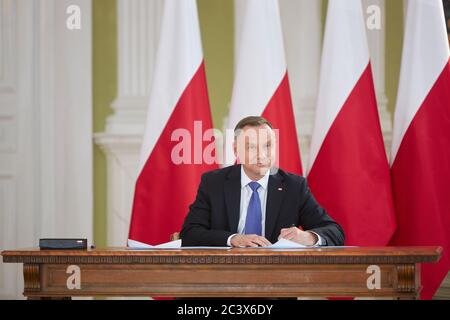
xmin=233 ymin=124 xmax=277 ymax=177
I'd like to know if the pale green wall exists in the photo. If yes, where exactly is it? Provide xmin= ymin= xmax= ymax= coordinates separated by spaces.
xmin=386 ymin=0 xmax=404 ymax=115
xmin=198 ymin=0 xmax=234 ymax=129
xmin=322 ymin=0 xmax=328 ymax=31
xmin=93 ymin=0 xmax=116 ymax=248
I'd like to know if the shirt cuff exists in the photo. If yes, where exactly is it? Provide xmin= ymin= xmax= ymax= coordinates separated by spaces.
xmin=308 ymin=231 xmax=323 ymax=246
xmin=227 ymin=233 xmax=237 ymax=246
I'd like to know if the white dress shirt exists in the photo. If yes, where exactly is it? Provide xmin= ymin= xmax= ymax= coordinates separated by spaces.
xmin=226 ymin=166 xmax=323 ymax=246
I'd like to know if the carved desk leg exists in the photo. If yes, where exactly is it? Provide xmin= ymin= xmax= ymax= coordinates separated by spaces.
xmin=396 ymin=264 xmax=420 ymax=300
xmin=23 ymin=263 xmax=71 ymax=300
xmin=24 ymin=264 xmax=41 ymax=299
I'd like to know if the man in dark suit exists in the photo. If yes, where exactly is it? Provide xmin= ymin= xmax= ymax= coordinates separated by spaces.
xmin=181 ymin=116 xmax=344 ymax=247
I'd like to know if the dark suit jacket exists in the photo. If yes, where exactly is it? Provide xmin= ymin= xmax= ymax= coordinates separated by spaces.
xmin=180 ymin=165 xmax=345 ymax=246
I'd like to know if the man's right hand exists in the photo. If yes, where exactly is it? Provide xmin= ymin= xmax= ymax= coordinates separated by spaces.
xmin=230 ymin=234 xmax=272 ymax=247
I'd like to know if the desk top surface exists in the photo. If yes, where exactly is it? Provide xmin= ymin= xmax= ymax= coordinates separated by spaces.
xmin=1 ymin=246 xmax=442 ymax=264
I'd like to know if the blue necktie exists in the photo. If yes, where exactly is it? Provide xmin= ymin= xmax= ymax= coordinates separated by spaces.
xmin=244 ymin=181 xmax=262 ymax=236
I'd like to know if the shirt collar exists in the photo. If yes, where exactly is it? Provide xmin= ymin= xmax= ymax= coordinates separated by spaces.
xmin=240 ymin=165 xmax=270 ymax=190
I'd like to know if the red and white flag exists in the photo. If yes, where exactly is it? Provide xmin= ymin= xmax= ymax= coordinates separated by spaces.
xmin=307 ymin=0 xmax=396 ymax=246
xmin=225 ymin=0 xmax=302 ymax=174
xmin=128 ymin=0 xmax=218 ymax=245
xmin=390 ymin=0 xmax=450 ymax=299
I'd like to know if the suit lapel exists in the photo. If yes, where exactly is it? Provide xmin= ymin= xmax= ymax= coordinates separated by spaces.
xmin=265 ymin=171 xmax=285 ymax=240
xmin=224 ymin=165 xmax=241 ymax=233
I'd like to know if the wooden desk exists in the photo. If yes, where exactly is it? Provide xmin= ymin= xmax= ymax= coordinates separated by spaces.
xmin=1 ymin=246 xmax=441 ymax=299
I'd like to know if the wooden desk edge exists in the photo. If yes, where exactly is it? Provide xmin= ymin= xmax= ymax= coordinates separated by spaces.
xmin=1 ymin=246 xmax=442 ymax=265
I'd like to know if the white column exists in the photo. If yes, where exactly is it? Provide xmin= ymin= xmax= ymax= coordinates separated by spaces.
xmin=94 ymin=0 xmax=163 ymax=246
xmin=0 ymin=0 xmax=93 ymax=299
xmin=363 ymin=0 xmax=392 ymax=157
xmin=278 ymin=0 xmax=323 ymax=170
xmin=0 ymin=0 xmax=19 ymax=300
xmin=107 ymin=0 xmax=162 ymax=135
xmin=40 ymin=0 xmax=93 ymax=240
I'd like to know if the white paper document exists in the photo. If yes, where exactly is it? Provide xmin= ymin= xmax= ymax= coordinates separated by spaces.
xmin=127 ymin=239 xmax=231 ymax=250
xmin=258 ymin=238 xmax=310 ymax=249
xmin=127 ymin=239 xmax=182 ymax=249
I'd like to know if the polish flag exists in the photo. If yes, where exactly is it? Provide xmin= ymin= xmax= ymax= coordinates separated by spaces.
xmin=390 ymin=0 xmax=450 ymax=299
xmin=307 ymin=0 xmax=396 ymax=246
xmin=225 ymin=0 xmax=302 ymax=174
xmin=128 ymin=0 xmax=218 ymax=245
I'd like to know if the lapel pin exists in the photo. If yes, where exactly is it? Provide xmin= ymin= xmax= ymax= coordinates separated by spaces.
xmin=278 ymin=188 xmax=283 ymax=191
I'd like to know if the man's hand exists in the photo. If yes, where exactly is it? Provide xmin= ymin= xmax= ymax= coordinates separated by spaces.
xmin=230 ymin=234 xmax=272 ymax=247
xmin=278 ymin=227 xmax=318 ymax=246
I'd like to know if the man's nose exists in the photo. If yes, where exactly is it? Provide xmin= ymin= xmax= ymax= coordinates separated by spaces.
xmin=257 ymin=147 xmax=268 ymax=160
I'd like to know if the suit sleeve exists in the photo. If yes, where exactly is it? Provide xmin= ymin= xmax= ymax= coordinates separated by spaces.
xmin=180 ymin=174 xmax=234 ymax=246
xmin=297 ymin=179 xmax=345 ymax=246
